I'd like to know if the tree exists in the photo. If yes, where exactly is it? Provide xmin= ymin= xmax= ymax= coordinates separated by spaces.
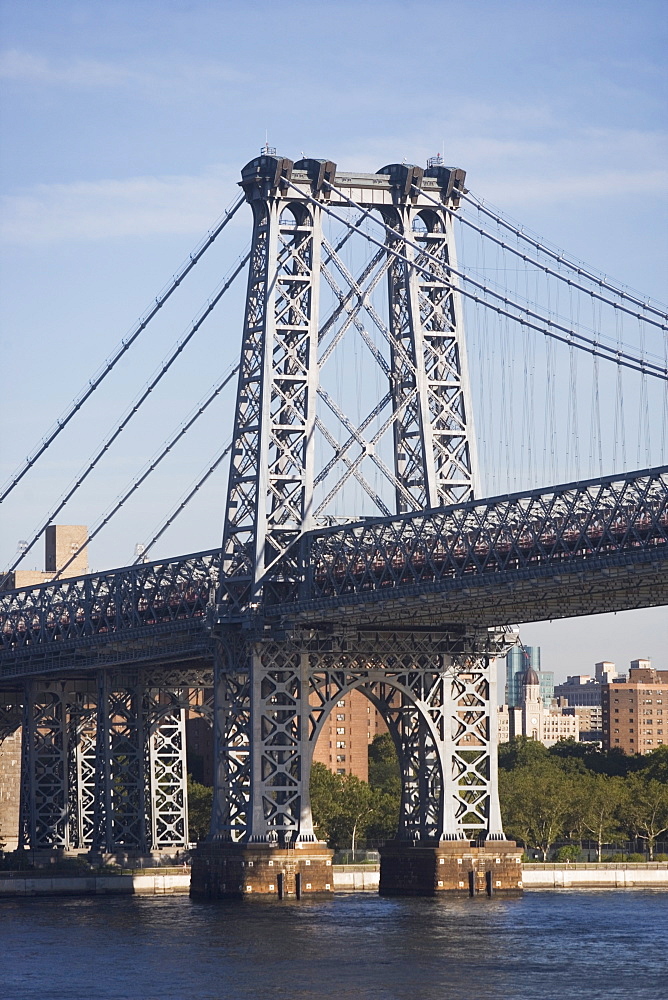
xmin=368 ymin=733 xmax=401 ymax=797
xmin=310 ymin=763 xmax=399 ymax=851
xmin=187 ymin=774 xmax=213 ymax=842
xmin=366 ymin=789 xmax=400 ymax=843
xmin=638 ymin=746 xmax=668 ymax=784
xmin=498 ymin=736 xmax=550 ymax=771
xmin=580 ymin=774 xmax=625 ymax=861
xmin=309 ymin=762 xmax=341 ymax=842
xmin=620 ymin=775 xmax=668 ymax=860
xmin=499 ymin=761 xmax=571 ymax=860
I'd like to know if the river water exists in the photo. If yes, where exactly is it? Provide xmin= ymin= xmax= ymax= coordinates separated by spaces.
xmin=2 ymin=890 xmax=666 ymax=1000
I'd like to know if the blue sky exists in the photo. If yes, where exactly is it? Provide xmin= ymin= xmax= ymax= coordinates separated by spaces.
xmin=0 ymin=0 xmax=666 ymax=679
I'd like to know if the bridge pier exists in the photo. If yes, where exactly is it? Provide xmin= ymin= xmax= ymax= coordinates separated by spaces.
xmin=190 ymin=842 xmax=334 ymax=900
xmin=379 ymin=840 xmax=523 ymax=896
xmin=195 ymin=625 xmax=515 ymax=899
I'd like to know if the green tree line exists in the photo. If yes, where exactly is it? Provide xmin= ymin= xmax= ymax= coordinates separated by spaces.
xmin=499 ymin=738 xmax=668 ymax=860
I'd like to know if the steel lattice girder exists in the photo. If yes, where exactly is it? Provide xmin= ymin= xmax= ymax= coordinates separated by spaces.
xmin=265 ymin=466 xmax=668 ymax=626
xmin=1 ymin=468 xmax=666 ymax=684
xmin=0 ymin=551 xmax=220 ymax=682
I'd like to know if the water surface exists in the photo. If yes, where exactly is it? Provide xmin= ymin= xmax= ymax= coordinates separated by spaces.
xmin=2 ymin=890 xmax=666 ymax=1000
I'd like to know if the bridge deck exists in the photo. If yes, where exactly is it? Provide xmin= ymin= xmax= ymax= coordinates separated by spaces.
xmin=2 ymin=468 xmax=666 ymax=684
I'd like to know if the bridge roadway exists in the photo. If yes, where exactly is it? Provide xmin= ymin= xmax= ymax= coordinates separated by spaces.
xmin=1 ymin=467 xmax=666 ymax=686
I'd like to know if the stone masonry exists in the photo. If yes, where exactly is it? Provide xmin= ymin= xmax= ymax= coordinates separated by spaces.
xmin=190 ymin=842 xmax=335 ymax=900
xmin=379 ymin=841 xmax=523 ymax=895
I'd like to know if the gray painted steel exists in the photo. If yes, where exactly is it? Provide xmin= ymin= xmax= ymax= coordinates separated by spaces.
xmin=1 ymin=156 xmax=666 ymax=856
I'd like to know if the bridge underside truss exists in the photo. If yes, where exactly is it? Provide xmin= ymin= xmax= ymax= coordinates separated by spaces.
xmin=212 ymin=627 xmax=508 ymax=846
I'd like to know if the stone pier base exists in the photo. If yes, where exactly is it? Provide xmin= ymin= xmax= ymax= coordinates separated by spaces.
xmin=189 ymin=842 xmax=335 ymax=900
xmin=379 ymin=840 xmax=523 ymax=896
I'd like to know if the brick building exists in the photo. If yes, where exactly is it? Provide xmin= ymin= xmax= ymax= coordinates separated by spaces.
xmin=602 ymin=660 xmax=668 ymax=754
xmin=311 ymin=689 xmax=387 ymax=780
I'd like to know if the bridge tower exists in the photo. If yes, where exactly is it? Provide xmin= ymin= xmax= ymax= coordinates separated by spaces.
xmin=191 ymin=154 xmax=521 ymax=899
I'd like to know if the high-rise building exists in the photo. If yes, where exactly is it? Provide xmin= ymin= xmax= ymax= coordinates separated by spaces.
xmin=505 ymin=646 xmax=552 ymax=706
xmin=602 ymin=660 xmax=668 ymax=754
xmin=312 ymin=689 xmax=387 ymax=779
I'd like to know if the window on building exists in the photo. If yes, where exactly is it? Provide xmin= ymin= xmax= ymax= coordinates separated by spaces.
xmin=336 ymin=741 xmax=346 ymax=748
xmin=336 ymin=755 xmax=346 ymax=762
xmin=336 ymin=727 xmax=345 ymax=735
xmin=336 ymin=768 xmax=346 ymax=774
xmin=336 ymin=700 xmax=345 ymax=707
xmin=336 ymin=713 xmax=345 ymax=721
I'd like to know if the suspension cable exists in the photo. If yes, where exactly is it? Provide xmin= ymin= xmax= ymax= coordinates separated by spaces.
xmin=0 ymin=192 xmax=246 ymax=506
xmin=2 ymin=250 xmax=250 ymax=584
xmin=291 ymin=177 xmax=667 ymax=381
xmin=52 ymin=364 xmax=240 ymax=580
xmin=415 ymin=185 xmax=667 ymax=332
xmin=136 ymin=443 xmax=233 ymax=563
xmin=460 ymin=190 xmax=668 ymax=322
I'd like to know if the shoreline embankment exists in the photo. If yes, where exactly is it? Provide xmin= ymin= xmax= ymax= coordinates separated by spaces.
xmin=1 ymin=863 xmax=667 ymax=897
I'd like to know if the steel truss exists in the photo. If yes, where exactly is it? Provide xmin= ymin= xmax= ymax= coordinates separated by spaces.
xmin=3 ymin=157 xmax=667 ymax=860
xmin=1 ymin=468 xmax=665 ymax=674
xmin=276 ymin=465 xmax=668 ymax=624
xmin=212 ymin=627 xmax=508 ymax=844
xmin=12 ymin=669 xmax=211 ymax=853
xmin=213 ymin=154 xmax=488 ymax=846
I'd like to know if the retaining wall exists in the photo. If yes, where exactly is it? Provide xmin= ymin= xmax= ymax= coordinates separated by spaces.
xmin=522 ymin=863 xmax=668 ymax=888
xmin=0 ymin=873 xmax=190 ymax=896
xmin=2 ymin=863 xmax=667 ymax=897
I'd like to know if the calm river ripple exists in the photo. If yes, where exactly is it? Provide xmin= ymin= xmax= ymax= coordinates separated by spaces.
xmin=2 ymin=890 xmax=666 ymax=1000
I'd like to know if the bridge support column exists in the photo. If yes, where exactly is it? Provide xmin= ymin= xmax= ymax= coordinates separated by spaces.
xmin=197 ymin=627 xmax=513 ymax=898
xmin=18 ymin=680 xmax=96 ymax=854
xmin=92 ymin=670 xmax=190 ymax=861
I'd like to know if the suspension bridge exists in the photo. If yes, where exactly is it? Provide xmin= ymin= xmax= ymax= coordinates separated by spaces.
xmin=1 ymin=153 xmax=666 ymax=897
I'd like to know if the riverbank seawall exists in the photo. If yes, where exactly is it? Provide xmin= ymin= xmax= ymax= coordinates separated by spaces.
xmin=2 ymin=863 xmax=668 ymax=896
xmin=522 ymin=863 xmax=668 ymax=889
xmin=0 ymin=872 xmax=191 ymax=896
